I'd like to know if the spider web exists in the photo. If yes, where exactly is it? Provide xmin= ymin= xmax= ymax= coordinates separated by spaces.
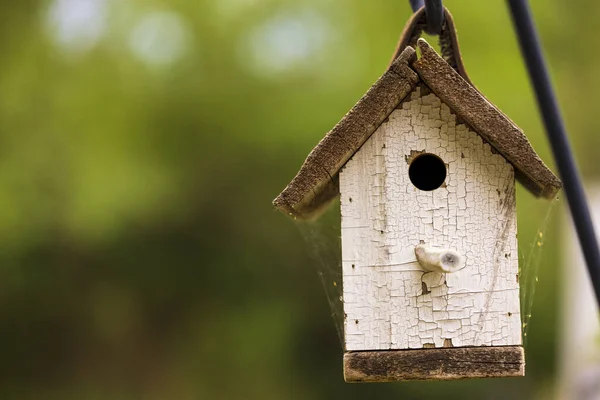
xmin=296 ymin=195 xmax=559 ymax=349
xmin=519 ymin=195 xmax=560 ymax=345
xmin=297 ymin=203 xmax=344 ymax=347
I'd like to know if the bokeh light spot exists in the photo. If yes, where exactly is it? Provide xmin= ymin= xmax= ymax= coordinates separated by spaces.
xmin=129 ymin=11 xmax=190 ymax=68
xmin=47 ymin=0 xmax=108 ymax=53
xmin=243 ymin=11 xmax=332 ymax=76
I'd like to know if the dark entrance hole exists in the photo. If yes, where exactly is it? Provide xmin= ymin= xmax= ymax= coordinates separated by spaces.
xmin=408 ymin=153 xmax=446 ymax=191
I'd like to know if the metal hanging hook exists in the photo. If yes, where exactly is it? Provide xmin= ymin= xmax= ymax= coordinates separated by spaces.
xmin=392 ymin=5 xmax=470 ymax=84
xmin=424 ymin=0 xmax=444 ymax=35
xmin=408 ymin=0 xmax=444 ymax=35
xmin=409 ymin=0 xmax=424 ymax=12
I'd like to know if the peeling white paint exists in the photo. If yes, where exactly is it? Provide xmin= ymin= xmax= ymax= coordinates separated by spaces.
xmin=340 ymin=86 xmax=521 ymax=351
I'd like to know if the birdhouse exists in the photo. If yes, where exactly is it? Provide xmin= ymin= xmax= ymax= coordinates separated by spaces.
xmin=273 ymin=39 xmax=561 ymax=382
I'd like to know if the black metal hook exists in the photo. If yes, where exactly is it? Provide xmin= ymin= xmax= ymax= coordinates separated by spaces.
xmin=424 ymin=0 xmax=444 ymax=35
xmin=409 ymin=0 xmax=424 ymax=12
xmin=409 ymin=0 xmax=444 ymax=35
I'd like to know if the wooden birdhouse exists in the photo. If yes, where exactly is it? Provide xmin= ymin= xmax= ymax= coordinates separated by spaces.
xmin=273 ymin=39 xmax=561 ymax=381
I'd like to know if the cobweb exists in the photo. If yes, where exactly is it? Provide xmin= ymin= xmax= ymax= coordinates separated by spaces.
xmin=297 ymin=202 xmax=345 ymax=346
xmin=296 ymin=195 xmax=559 ymax=349
xmin=519 ymin=195 xmax=560 ymax=345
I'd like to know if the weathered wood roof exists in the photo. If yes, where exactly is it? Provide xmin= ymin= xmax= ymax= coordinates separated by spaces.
xmin=273 ymin=39 xmax=561 ymax=220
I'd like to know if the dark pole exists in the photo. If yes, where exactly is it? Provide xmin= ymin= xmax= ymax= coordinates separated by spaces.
xmin=423 ymin=0 xmax=444 ymax=34
xmin=409 ymin=0 xmax=424 ymax=12
xmin=507 ymin=0 xmax=600 ymax=306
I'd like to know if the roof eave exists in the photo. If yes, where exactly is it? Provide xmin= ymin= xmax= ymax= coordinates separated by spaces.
xmin=273 ymin=46 xmax=420 ymax=219
xmin=413 ymin=39 xmax=562 ymax=199
xmin=274 ymin=39 xmax=562 ymax=221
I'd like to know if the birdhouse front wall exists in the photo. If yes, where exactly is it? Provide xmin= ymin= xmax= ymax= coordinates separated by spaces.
xmin=339 ymin=86 xmax=521 ymax=351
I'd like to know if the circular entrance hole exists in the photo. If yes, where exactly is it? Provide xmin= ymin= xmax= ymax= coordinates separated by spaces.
xmin=408 ymin=153 xmax=446 ymax=191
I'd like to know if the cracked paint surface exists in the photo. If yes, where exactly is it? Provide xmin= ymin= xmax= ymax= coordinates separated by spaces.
xmin=340 ymin=86 xmax=521 ymax=351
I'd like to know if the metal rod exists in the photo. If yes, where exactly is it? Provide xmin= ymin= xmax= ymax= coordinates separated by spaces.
xmin=507 ymin=0 xmax=600 ymax=306
xmin=424 ymin=0 xmax=444 ymax=34
xmin=409 ymin=0 xmax=424 ymax=13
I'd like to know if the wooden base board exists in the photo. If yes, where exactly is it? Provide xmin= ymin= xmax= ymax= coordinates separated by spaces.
xmin=344 ymin=346 xmax=524 ymax=382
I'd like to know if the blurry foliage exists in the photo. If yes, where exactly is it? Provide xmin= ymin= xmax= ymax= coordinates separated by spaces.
xmin=0 ymin=0 xmax=595 ymax=398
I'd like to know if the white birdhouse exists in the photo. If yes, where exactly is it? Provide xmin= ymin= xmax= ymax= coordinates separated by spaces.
xmin=273 ymin=39 xmax=561 ymax=381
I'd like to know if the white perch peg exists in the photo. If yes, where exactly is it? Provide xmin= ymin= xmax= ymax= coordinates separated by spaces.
xmin=415 ymin=244 xmax=465 ymax=273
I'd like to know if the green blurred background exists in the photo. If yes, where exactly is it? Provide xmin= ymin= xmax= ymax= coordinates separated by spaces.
xmin=0 ymin=0 xmax=596 ymax=398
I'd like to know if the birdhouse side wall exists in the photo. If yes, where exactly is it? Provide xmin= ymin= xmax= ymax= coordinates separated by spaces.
xmin=339 ymin=86 xmax=521 ymax=351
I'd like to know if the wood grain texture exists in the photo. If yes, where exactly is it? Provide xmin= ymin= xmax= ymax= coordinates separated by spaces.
xmin=413 ymin=39 xmax=561 ymax=199
xmin=272 ymin=47 xmax=420 ymax=220
xmin=340 ymin=86 xmax=521 ymax=351
xmin=344 ymin=346 xmax=525 ymax=382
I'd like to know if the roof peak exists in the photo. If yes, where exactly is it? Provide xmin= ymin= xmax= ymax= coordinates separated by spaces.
xmin=273 ymin=40 xmax=561 ymax=220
